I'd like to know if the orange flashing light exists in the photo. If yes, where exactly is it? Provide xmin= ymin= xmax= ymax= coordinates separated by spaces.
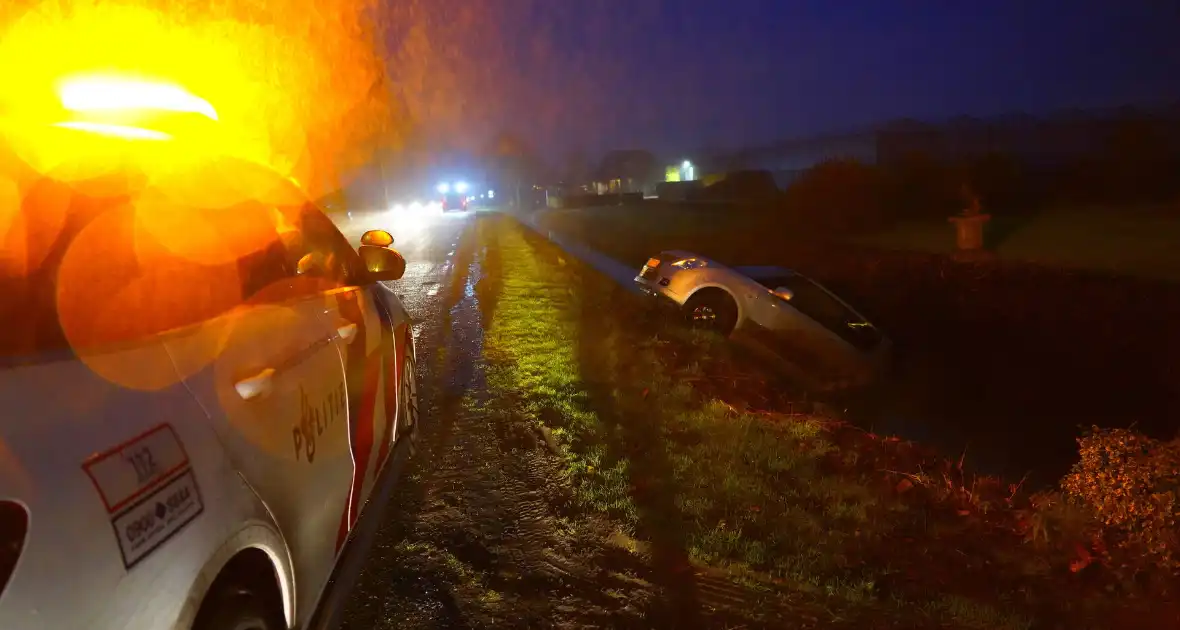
xmin=53 ymin=121 xmax=172 ymax=141
xmin=57 ymin=76 xmax=219 ymax=121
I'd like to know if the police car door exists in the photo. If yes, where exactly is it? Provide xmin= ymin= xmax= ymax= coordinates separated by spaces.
xmin=295 ymin=210 xmax=406 ymax=544
xmin=169 ymin=208 xmax=353 ymax=624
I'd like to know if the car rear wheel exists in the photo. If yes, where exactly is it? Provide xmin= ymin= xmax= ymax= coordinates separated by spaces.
xmin=683 ymin=290 xmax=738 ymax=336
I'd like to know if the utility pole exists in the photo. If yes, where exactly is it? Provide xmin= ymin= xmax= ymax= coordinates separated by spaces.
xmin=378 ymin=138 xmax=390 ymax=209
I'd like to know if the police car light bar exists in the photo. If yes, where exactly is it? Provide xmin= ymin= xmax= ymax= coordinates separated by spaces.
xmin=58 ymin=76 xmax=219 ymax=121
xmin=53 ymin=121 xmax=172 ymax=141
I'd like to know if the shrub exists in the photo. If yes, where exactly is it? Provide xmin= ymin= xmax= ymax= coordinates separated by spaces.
xmin=782 ymin=159 xmax=887 ymax=234
xmin=878 ymin=152 xmax=959 ymax=221
xmin=964 ymin=152 xmax=1034 ymax=214
xmin=1061 ymin=427 xmax=1180 ymax=572
xmin=697 ymin=169 xmax=779 ymax=202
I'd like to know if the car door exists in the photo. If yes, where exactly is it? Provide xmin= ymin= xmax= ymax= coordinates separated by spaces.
xmin=290 ymin=209 xmax=410 ymax=547
xmin=166 ymin=206 xmax=354 ymax=626
xmin=759 ymin=275 xmax=868 ymax=381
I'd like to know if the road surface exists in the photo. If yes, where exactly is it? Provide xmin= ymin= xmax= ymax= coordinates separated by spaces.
xmin=335 ymin=206 xmax=475 ymax=328
xmin=330 ymin=206 xmax=533 ymax=627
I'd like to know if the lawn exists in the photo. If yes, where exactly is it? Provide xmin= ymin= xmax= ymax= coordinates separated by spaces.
xmin=473 ymin=213 xmax=1179 ymax=629
xmin=845 ymin=204 xmax=1180 ymax=282
xmin=538 ymin=201 xmax=1180 ymax=283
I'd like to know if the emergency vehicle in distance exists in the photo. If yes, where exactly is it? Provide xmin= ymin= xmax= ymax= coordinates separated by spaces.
xmin=0 ymin=76 xmax=421 ymax=630
xmin=436 ymin=180 xmax=469 ymax=212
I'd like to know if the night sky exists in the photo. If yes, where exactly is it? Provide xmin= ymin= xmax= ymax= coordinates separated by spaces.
xmin=392 ymin=1 xmax=1180 ymax=164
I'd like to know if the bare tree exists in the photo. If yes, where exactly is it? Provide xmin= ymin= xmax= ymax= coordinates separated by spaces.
xmin=484 ymin=131 xmax=544 ymax=208
xmin=563 ymin=148 xmax=592 ymax=189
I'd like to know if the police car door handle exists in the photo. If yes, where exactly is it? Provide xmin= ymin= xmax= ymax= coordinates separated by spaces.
xmin=337 ymin=322 xmax=359 ymax=344
xmin=234 ymin=368 xmax=276 ymax=401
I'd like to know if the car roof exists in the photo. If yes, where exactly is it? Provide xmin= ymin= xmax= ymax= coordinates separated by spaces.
xmin=654 ymin=253 xmax=798 ymax=279
xmin=660 ymin=249 xmax=701 ymax=260
xmin=655 ymin=252 xmax=801 ymax=280
xmin=732 ymin=265 xmax=797 ymax=279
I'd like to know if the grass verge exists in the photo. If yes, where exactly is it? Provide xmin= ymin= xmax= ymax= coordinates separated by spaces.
xmin=476 ymin=213 xmax=1177 ymax=629
xmin=843 ymin=205 xmax=1180 ymax=282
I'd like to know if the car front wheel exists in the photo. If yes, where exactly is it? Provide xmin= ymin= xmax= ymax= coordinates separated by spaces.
xmin=400 ymin=353 xmax=420 ymax=454
xmin=683 ymin=289 xmax=739 ymax=336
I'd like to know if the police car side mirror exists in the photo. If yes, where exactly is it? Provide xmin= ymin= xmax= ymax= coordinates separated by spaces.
xmin=360 ymin=229 xmax=394 ymax=247
xmin=359 ymin=245 xmax=405 ymax=281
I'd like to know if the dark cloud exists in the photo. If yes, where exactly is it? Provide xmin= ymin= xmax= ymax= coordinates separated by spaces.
xmin=389 ymin=1 xmax=1180 ymax=163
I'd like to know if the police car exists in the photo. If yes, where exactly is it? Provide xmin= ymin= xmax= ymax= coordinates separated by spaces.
xmin=0 ymin=77 xmax=420 ymax=629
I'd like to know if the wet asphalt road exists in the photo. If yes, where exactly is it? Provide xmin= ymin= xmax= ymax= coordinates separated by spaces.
xmin=335 ymin=206 xmax=477 ymax=327
xmin=328 ymin=206 xmax=509 ymax=627
xmin=334 ymin=204 xmax=496 ymax=439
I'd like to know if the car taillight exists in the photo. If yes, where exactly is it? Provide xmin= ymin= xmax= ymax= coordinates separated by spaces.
xmin=0 ymin=501 xmax=28 ymax=596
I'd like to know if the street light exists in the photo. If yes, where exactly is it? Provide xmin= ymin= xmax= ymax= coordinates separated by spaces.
xmin=436 ymin=182 xmax=450 ymax=194
xmin=455 ymin=181 xmax=469 ymax=193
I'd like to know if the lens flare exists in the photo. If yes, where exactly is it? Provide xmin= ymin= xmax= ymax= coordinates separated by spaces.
xmin=55 ymin=204 xmax=245 ymax=390
xmin=53 ymin=121 xmax=172 ymax=141
xmin=58 ymin=76 xmax=219 ymax=121
xmin=0 ymin=1 xmax=394 ymax=198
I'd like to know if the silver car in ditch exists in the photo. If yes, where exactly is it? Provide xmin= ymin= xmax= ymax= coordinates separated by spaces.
xmin=635 ymin=250 xmax=892 ymax=390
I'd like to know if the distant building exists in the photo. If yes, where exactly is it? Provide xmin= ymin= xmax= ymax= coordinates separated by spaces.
xmin=717 ymin=130 xmax=880 ymax=188
xmin=593 ymin=149 xmax=660 ymax=195
xmin=708 ymin=103 xmax=1180 ymax=185
xmin=663 ymin=160 xmax=696 ymax=183
xmin=875 ymin=114 xmax=1107 ymax=167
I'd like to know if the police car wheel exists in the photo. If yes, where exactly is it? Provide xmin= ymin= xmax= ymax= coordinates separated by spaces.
xmin=193 ymin=583 xmax=283 ymax=630
xmin=401 ymin=354 xmax=419 ymax=450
